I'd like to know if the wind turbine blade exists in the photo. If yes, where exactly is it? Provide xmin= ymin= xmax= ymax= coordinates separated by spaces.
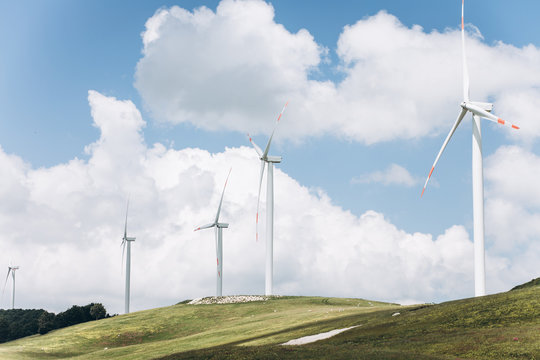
xmin=194 ymin=223 xmax=215 ymax=231
xmin=124 ymin=199 xmax=130 ymax=239
xmin=422 ymin=108 xmax=468 ymax=196
xmin=248 ymin=134 xmax=263 ymax=157
xmin=2 ymin=268 xmax=11 ymax=297
xmin=215 ymin=168 xmax=232 ymax=223
xmin=465 ymin=104 xmax=520 ymax=130
xmin=262 ymin=101 xmax=288 ymax=159
xmin=256 ymin=160 xmax=266 ymax=241
xmin=461 ymin=0 xmax=470 ymax=102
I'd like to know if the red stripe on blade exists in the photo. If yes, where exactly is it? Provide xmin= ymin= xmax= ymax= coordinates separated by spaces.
xmin=498 ymin=118 xmax=505 ymax=125
xmin=512 ymin=125 xmax=520 ymax=129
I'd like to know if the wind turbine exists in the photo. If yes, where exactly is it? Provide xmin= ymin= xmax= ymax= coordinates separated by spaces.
xmin=194 ymin=168 xmax=232 ymax=297
xmin=3 ymin=264 xmax=20 ymax=309
xmin=121 ymin=200 xmax=136 ymax=314
xmin=248 ymin=102 xmax=288 ymax=296
xmin=421 ymin=0 xmax=519 ymax=297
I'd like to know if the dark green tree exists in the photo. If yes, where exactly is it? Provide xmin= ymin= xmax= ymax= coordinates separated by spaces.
xmin=89 ymin=303 xmax=106 ymax=320
xmin=0 ymin=317 xmax=10 ymax=342
xmin=37 ymin=311 xmax=56 ymax=335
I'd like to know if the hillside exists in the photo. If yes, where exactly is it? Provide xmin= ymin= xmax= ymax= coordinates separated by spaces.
xmin=0 ymin=296 xmax=397 ymax=359
xmin=511 ymin=277 xmax=540 ymax=291
xmin=1 ymin=286 xmax=540 ymax=359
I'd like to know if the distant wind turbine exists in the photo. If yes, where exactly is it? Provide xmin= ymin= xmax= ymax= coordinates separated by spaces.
xmin=248 ymin=102 xmax=288 ymax=296
xmin=421 ymin=0 xmax=519 ymax=297
xmin=3 ymin=264 xmax=20 ymax=309
xmin=194 ymin=168 xmax=232 ymax=297
xmin=122 ymin=200 xmax=136 ymax=314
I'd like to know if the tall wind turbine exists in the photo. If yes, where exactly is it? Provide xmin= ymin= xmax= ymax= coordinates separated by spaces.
xmin=3 ymin=264 xmax=20 ymax=309
xmin=121 ymin=200 xmax=136 ymax=314
xmin=194 ymin=168 xmax=232 ymax=297
xmin=421 ymin=0 xmax=519 ymax=297
xmin=248 ymin=102 xmax=288 ymax=296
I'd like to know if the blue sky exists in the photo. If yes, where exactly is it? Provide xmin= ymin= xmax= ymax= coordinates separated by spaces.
xmin=1 ymin=0 xmax=540 ymax=313
xmin=3 ymin=0 xmax=539 ymax=235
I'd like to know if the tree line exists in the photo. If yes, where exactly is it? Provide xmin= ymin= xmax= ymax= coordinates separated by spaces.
xmin=0 ymin=303 xmax=110 ymax=343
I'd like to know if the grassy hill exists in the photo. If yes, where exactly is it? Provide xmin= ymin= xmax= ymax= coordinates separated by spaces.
xmin=0 ymin=296 xmax=397 ymax=359
xmin=1 ymin=285 xmax=540 ymax=359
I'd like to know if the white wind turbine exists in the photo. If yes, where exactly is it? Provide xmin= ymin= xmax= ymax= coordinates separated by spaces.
xmin=421 ymin=0 xmax=519 ymax=297
xmin=248 ymin=102 xmax=288 ymax=296
xmin=194 ymin=168 xmax=232 ymax=297
xmin=3 ymin=264 xmax=20 ymax=309
xmin=121 ymin=200 xmax=136 ymax=314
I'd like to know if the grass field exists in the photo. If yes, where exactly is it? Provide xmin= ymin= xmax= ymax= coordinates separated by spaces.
xmin=0 ymin=296 xmax=398 ymax=359
xmin=1 ymin=284 xmax=540 ymax=359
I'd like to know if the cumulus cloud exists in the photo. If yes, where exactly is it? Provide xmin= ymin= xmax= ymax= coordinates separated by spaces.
xmin=135 ymin=0 xmax=540 ymax=144
xmin=135 ymin=0 xmax=325 ymax=136
xmin=484 ymin=146 xmax=540 ymax=249
xmin=0 ymin=91 xmax=514 ymax=314
xmin=482 ymin=145 xmax=540 ymax=289
xmin=351 ymin=163 xmax=419 ymax=187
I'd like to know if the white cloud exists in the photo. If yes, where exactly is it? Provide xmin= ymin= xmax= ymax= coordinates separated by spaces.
xmin=481 ymin=146 xmax=540 ymax=289
xmin=135 ymin=1 xmax=540 ymax=144
xmin=484 ymin=145 xmax=540 ymax=250
xmin=352 ymin=163 xmax=419 ymax=187
xmin=496 ymin=88 xmax=540 ymax=145
xmin=0 ymin=91 xmax=516 ymax=314
xmin=135 ymin=0 xmax=325 ymax=136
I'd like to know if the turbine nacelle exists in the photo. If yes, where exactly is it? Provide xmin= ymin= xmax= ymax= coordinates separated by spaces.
xmin=265 ymin=155 xmax=282 ymax=163
xmin=461 ymin=101 xmax=493 ymax=112
xmin=194 ymin=222 xmax=229 ymax=231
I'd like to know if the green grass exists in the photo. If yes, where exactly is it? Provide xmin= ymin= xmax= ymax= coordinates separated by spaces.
xmin=0 ymin=296 xmax=397 ymax=359
xmin=162 ymin=286 xmax=540 ymax=360
xmin=2 ymin=286 xmax=540 ymax=360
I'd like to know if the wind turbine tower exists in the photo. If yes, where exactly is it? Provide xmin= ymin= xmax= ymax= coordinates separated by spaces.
xmin=122 ymin=200 xmax=136 ymax=314
xmin=421 ymin=0 xmax=519 ymax=297
xmin=249 ymin=102 xmax=288 ymax=296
